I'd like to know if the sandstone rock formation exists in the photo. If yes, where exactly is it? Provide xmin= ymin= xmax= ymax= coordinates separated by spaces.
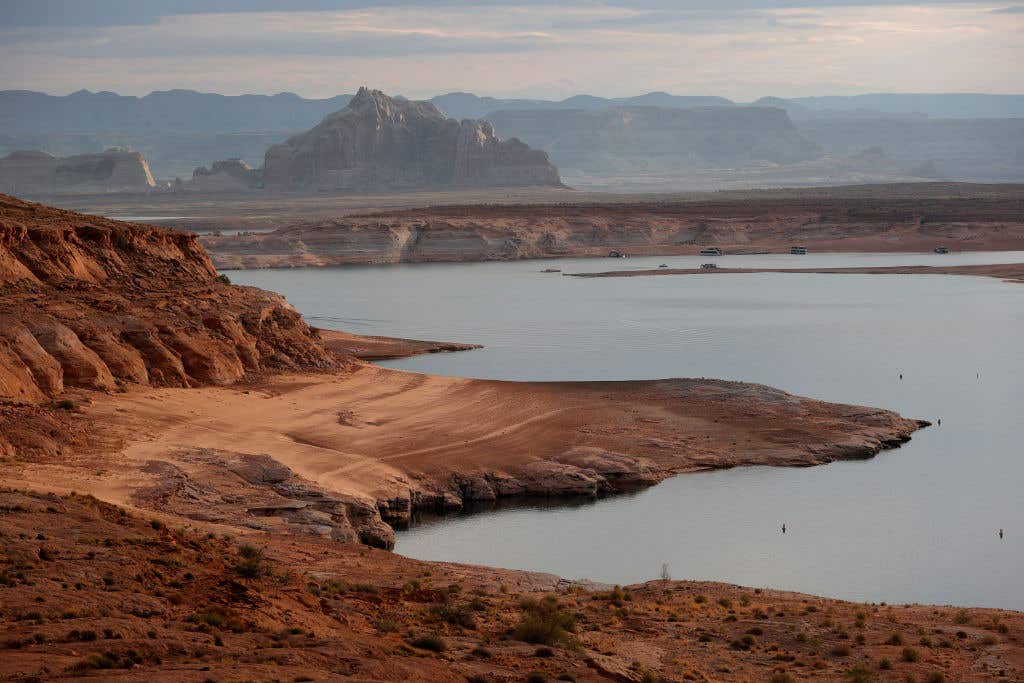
xmin=262 ymin=87 xmax=561 ymax=191
xmin=190 ymin=158 xmax=261 ymax=192
xmin=0 ymin=147 xmax=155 ymax=194
xmin=0 ymin=193 xmax=337 ymax=414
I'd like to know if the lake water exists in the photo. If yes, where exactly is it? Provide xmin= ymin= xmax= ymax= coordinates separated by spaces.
xmin=231 ymin=252 xmax=1024 ymax=609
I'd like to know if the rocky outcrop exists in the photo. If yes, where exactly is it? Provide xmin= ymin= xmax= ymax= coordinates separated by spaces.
xmin=0 ymin=147 xmax=155 ymax=194
xmin=262 ymin=87 xmax=561 ymax=192
xmin=0 ymin=193 xmax=337 ymax=412
xmin=191 ymin=158 xmax=262 ymax=192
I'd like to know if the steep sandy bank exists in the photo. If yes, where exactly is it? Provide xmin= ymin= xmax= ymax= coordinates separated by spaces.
xmin=200 ymin=193 xmax=1024 ymax=268
xmin=571 ymin=262 xmax=1024 ymax=283
xmin=2 ymin=488 xmax=1021 ymax=682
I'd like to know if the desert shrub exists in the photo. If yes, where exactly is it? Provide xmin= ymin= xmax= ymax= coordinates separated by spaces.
xmin=879 ymin=658 xmax=892 ymax=670
xmin=196 ymin=609 xmax=226 ymax=629
xmin=953 ymin=610 xmax=970 ymax=625
xmin=430 ymin=602 xmax=476 ymax=629
xmin=902 ymin=647 xmax=920 ymax=662
xmin=769 ymin=673 xmax=796 ymax=683
xmin=925 ymin=674 xmax=945 ymax=683
xmin=526 ymin=674 xmax=547 ymax=683
xmin=514 ymin=595 xmax=576 ymax=646
xmin=847 ymin=663 xmax=872 ymax=682
xmin=373 ymin=618 xmax=399 ymax=633
xmin=831 ymin=644 xmax=851 ymax=657
xmin=233 ymin=545 xmax=265 ymax=578
xmin=216 ymin=273 xmax=232 ymax=285
xmin=470 ymin=645 xmax=492 ymax=658
xmin=887 ymin=633 xmax=904 ymax=646
xmin=56 ymin=399 xmax=75 ymax=411
xmin=534 ymin=646 xmax=554 ymax=657
xmin=409 ymin=633 xmax=446 ymax=652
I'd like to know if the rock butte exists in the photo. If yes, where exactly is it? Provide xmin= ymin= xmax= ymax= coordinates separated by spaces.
xmin=261 ymin=87 xmax=562 ymax=192
xmin=0 ymin=148 xmax=156 ymax=195
xmin=2 ymin=194 xmax=1020 ymax=681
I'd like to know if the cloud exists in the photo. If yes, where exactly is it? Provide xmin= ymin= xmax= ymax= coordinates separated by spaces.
xmin=0 ymin=2 xmax=1021 ymax=100
xmin=991 ymin=5 xmax=1024 ymax=11
xmin=0 ymin=0 xmax=1010 ymax=28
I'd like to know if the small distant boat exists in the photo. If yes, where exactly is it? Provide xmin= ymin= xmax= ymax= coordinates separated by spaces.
xmin=790 ymin=245 xmax=808 ymax=255
xmin=607 ymin=250 xmax=627 ymax=258
xmin=700 ymin=263 xmax=718 ymax=270
xmin=658 ymin=264 xmax=669 ymax=268
xmin=934 ymin=246 xmax=949 ymax=254
xmin=540 ymin=268 xmax=561 ymax=273
xmin=699 ymin=247 xmax=722 ymax=256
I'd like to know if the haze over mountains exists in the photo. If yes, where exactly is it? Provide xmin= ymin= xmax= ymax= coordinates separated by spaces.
xmin=2 ymin=88 xmax=1023 ymax=192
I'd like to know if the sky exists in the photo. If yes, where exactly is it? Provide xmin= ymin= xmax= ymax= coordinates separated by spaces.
xmin=1 ymin=0 xmax=1022 ymax=100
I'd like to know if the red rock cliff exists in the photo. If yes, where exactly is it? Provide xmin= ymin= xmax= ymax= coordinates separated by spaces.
xmin=0 ymin=193 xmax=337 ymax=408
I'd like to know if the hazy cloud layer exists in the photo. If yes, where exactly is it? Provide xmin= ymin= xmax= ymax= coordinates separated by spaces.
xmin=1 ymin=0 xmax=1021 ymax=99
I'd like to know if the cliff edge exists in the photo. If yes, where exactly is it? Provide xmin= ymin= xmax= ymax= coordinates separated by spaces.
xmin=0 ymin=193 xmax=337 ymax=413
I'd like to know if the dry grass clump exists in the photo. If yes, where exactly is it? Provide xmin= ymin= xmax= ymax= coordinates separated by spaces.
xmin=515 ymin=595 xmax=576 ymax=646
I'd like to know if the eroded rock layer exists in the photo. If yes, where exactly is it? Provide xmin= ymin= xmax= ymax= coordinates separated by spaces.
xmin=201 ymin=193 xmax=1024 ymax=268
xmin=0 ymin=193 xmax=337 ymax=416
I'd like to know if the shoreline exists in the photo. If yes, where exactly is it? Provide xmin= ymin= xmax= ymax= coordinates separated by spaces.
xmin=4 ymin=358 xmax=924 ymax=552
xmin=3 ymin=192 xmax=1021 ymax=680
xmin=568 ymin=262 xmax=1024 ymax=283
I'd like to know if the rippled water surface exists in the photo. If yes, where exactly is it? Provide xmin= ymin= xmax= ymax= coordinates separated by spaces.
xmin=232 ymin=252 xmax=1024 ymax=608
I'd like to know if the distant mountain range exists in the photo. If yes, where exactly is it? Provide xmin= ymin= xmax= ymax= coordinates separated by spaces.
xmin=2 ymin=89 xmax=1023 ymax=135
xmin=2 ymin=88 xmax=1023 ymax=191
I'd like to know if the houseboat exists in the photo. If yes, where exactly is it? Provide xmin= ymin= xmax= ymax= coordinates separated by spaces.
xmin=699 ymin=247 xmax=722 ymax=256
xmin=790 ymin=245 xmax=808 ymax=255
xmin=934 ymin=246 xmax=949 ymax=254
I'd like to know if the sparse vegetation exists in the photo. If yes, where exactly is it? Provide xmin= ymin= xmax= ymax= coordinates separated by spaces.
xmin=514 ymin=595 xmax=576 ymax=646
xmin=233 ymin=544 xmax=266 ymax=578
xmin=409 ymin=633 xmax=446 ymax=652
